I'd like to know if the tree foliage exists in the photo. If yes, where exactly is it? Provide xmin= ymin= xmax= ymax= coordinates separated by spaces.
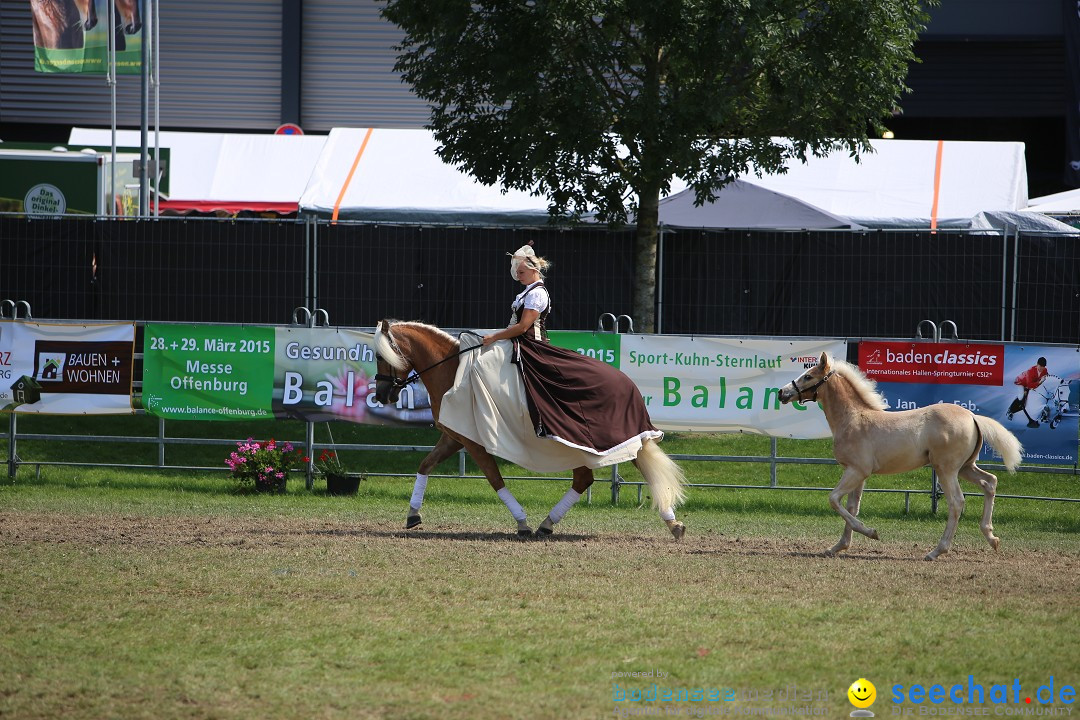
xmin=381 ymin=0 xmax=935 ymax=331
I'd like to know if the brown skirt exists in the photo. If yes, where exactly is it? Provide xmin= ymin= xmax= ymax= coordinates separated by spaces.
xmin=512 ymin=334 xmax=660 ymax=454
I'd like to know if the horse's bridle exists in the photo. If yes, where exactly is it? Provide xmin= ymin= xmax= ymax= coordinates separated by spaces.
xmin=373 ymin=329 xmax=483 ymax=393
xmin=790 ymin=369 xmax=835 ymax=402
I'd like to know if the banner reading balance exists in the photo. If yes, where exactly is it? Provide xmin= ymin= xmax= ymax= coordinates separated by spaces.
xmin=620 ymin=335 xmax=846 ymax=438
xmin=858 ymin=341 xmax=1079 ymax=465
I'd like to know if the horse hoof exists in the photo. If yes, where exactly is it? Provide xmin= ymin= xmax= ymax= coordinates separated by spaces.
xmin=989 ymin=537 xmax=1001 ymax=552
xmin=868 ymin=529 xmax=880 ymax=540
xmin=516 ymin=528 xmax=533 ymax=538
xmin=405 ymin=514 xmax=422 ymax=529
xmin=823 ymin=549 xmax=837 ymax=558
xmin=534 ymin=525 xmax=553 ymax=538
xmin=924 ymin=553 xmax=937 ymax=561
xmin=670 ymin=522 xmax=686 ymax=541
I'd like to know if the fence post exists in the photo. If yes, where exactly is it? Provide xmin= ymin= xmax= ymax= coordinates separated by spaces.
xmin=157 ymin=418 xmax=165 ymax=466
xmin=610 ymin=463 xmax=621 ymax=504
xmin=770 ymin=437 xmax=778 ymax=488
xmin=305 ymin=421 xmax=315 ymax=490
xmin=6 ymin=413 xmax=15 ymax=479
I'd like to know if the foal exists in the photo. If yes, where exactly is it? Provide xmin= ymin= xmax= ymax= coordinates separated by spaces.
xmin=779 ymin=352 xmax=1022 ymax=560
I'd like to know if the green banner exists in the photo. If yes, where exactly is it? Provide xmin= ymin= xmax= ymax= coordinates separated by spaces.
xmin=549 ymin=331 xmax=622 ymax=369
xmin=142 ymin=325 xmax=276 ymax=420
xmin=31 ymin=0 xmax=142 ymax=74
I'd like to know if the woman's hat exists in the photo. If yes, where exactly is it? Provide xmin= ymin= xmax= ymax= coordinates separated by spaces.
xmin=508 ymin=240 xmax=537 ymax=278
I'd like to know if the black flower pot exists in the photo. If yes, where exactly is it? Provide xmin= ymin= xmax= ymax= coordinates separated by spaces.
xmin=326 ymin=473 xmax=360 ymax=496
xmin=254 ymin=477 xmax=287 ymax=494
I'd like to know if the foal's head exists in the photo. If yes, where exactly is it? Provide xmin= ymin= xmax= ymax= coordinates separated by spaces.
xmin=778 ymin=352 xmax=887 ymax=409
xmin=778 ymin=352 xmax=835 ymax=405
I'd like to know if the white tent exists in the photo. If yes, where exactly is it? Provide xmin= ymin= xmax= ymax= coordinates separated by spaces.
xmin=298 ymin=127 xmax=554 ymax=225
xmin=68 ymin=127 xmax=327 ymax=213
xmin=657 ymin=180 xmax=859 ymax=230
xmin=1024 ymin=187 xmax=1080 ymax=214
xmin=737 ymin=138 xmax=1030 ymax=228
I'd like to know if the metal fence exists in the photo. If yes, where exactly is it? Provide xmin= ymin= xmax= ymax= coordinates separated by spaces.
xmin=2 ymin=215 xmax=1079 ymax=507
xmin=3 ymin=215 xmax=1078 ymax=342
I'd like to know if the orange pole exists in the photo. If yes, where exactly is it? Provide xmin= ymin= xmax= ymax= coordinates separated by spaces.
xmin=332 ymin=127 xmax=374 ymax=223
xmin=930 ymin=139 xmax=944 ymax=232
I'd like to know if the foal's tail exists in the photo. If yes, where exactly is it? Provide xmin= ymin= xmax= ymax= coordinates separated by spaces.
xmin=974 ymin=415 xmax=1024 ymax=473
xmin=636 ymin=439 xmax=688 ymax=511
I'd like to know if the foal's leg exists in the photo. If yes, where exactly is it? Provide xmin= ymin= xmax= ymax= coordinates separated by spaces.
xmin=405 ymin=432 xmax=463 ymax=529
xmin=535 ymin=467 xmax=594 ymax=537
xmin=828 ymin=484 xmax=866 ymax=556
xmin=960 ymin=463 xmax=1000 ymax=551
xmin=925 ymin=471 xmax=965 ymax=561
xmin=459 ymin=437 xmax=532 ymax=537
xmin=825 ymin=467 xmax=878 ymax=556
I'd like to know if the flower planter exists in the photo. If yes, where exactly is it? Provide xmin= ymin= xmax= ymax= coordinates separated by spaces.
xmin=255 ymin=477 xmax=287 ymax=494
xmin=326 ymin=473 xmax=360 ymax=496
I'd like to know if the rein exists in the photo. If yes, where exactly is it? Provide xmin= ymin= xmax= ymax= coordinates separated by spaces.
xmin=374 ymin=331 xmax=483 ymax=390
xmin=792 ymin=369 xmax=835 ymax=401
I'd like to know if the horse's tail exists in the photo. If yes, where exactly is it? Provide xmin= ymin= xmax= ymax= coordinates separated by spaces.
xmin=974 ymin=414 xmax=1023 ymax=473
xmin=636 ymin=438 xmax=687 ymax=511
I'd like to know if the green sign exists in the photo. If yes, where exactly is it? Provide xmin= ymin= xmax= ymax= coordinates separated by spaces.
xmin=548 ymin=331 xmax=622 ymax=369
xmin=142 ymin=325 xmax=276 ymax=420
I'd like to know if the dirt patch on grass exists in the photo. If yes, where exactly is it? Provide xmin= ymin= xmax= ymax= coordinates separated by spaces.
xmin=3 ymin=509 xmax=1077 ymax=574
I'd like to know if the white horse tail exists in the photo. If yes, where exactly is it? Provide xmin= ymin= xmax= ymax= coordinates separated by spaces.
xmin=974 ymin=414 xmax=1023 ymax=473
xmin=636 ymin=439 xmax=688 ymax=511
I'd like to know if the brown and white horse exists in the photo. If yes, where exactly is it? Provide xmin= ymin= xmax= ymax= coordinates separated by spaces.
xmin=779 ymin=352 xmax=1023 ymax=560
xmin=373 ymin=319 xmax=687 ymax=540
xmin=31 ymin=0 xmax=97 ymax=49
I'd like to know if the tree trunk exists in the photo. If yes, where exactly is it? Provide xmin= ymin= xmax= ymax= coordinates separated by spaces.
xmin=633 ymin=187 xmax=661 ymax=333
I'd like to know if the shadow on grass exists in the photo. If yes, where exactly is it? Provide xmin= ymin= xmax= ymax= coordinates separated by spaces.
xmin=307 ymin=526 xmax=598 ymax=544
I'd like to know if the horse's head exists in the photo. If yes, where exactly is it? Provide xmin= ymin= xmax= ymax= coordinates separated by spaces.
xmin=778 ymin=352 xmax=833 ymax=404
xmin=373 ymin=319 xmax=412 ymax=405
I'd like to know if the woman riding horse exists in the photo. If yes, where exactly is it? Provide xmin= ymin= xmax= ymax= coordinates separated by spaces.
xmin=374 ymin=244 xmax=687 ymax=539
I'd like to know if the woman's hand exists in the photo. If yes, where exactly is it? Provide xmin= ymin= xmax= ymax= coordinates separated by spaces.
xmin=482 ymin=334 xmax=498 ymax=346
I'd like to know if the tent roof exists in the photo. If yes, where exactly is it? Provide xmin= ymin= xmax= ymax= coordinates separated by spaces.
xmin=298 ymin=128 xmax=553 ymax=225
xmin=740 ymin=139 xmax=1029 ymax=227
xmin=1023 ymin=187 xmax=1080 ymax=213
xmin=657 ymin=180 xmax=860 ymax=230
xmin=68 ymin=128 xmax=327 ymax=213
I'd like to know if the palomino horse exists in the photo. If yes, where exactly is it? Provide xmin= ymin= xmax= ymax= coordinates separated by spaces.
xmin=31 ymin=0 xmax=98 ymax=49
xmin=778 ymin=352 xmax=1023 ymax=561
xmin=372 ymin=319 xmax=687 ymax=539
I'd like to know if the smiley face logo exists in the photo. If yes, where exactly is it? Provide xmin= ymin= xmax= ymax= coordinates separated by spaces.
xmin=848 ymin=678 xmax=877 ymax=709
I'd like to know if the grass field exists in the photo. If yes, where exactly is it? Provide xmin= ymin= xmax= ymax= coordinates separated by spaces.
xmin=1 ymin=420 xmax=1079 ymax=720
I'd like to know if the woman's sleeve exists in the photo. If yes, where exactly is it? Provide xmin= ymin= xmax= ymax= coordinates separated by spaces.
xmin=523 ymin=288 xmax=549 ymax=312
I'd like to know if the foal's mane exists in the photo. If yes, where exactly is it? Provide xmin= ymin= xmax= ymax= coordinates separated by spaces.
xmin=830 ymin=356 xmax=889 ymax=410
xmin=374 ymin=320 xmax=459 ymax=372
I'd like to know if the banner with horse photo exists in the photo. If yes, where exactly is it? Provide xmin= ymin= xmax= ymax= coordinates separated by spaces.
xmin=0 ymin=321 xmax=135 ymax=414
xmin=858 ymin=341 xmax=1079 ymax=465
xmin=30 ymin=0 xmax=143 ymax=74
xmin=270 ymin=327 xmax=430 ymax=425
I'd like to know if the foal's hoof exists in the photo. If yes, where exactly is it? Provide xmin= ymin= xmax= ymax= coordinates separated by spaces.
xmin=868 ymin=529 xmax=880 ymax=540
xmin=669 ymin=522 xmax=686 ymax=541
xmin=405 ymin=514 xmax=422 ymax=530
xmin=516 ymin=528 xmax=534 ymax=538
xmin=534 ymin=525 xmax=553 ymax=538
xmin=989 ymin=536 xmax=1001 ymax=552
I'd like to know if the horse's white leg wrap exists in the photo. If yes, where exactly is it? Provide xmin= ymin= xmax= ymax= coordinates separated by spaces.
xmin=409 ymin=473 xmax=428 ymax=512
xmin=496 ymin=486 xmax=527 ymax=522
xmin=548 ymin=489 xmax=582 ymax=525
xmin=659 ymin=507 xmax=676 ymax=522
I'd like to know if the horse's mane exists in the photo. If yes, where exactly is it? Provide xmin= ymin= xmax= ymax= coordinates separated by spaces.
xmin=831 ymin=356 xmax=889 ymax=410
xmin=374 ymin=320 xmax=459 ymax=372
